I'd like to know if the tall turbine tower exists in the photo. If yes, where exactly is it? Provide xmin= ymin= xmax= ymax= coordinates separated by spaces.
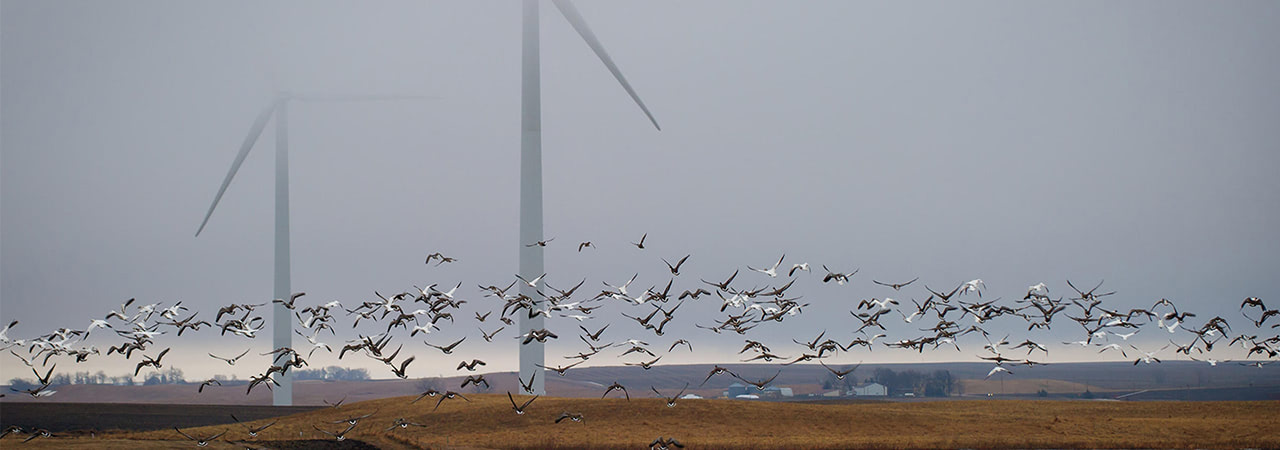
xmin=196 ymin=92 xmax=424 ymax=406
xmin=520 ymin=0 xmax=660 ymax=395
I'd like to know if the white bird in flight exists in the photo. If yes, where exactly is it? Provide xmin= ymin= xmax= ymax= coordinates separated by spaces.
xmin=749 ymin=254 xmax=786 ymax=278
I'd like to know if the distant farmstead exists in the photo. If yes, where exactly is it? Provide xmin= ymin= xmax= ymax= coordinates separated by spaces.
xmin=726 ymin=382 xmax=793 ymax=399
xmin=853 ymin=383 xmax=887 ymax=396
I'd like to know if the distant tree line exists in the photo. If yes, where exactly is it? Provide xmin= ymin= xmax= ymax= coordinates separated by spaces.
xmin=871 ymin=368 xmax=955 ymax=397
xmin=292 ymin=366 xmax=370 ymax=381
xmin=6 ymin=366 xmax=372 ymax=389
xmin=8 ymin=369 xmax=148 ymax=389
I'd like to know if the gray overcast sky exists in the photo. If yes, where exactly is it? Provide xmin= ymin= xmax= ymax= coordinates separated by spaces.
xmin=2 ymin=1 xmax=1278 ymax=380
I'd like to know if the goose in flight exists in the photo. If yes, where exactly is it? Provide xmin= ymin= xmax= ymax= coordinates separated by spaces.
xmin=460 ymin=375 xmax=489 ymax=389
xmin=174 ymin=427 xmax=227 ymax=447
xmin=425 ymin=337 xmax=466 ymax=354
xmin=749 ymin=254 xmax=786 ymax=277
xmin=741 ymin=352 xmax=786 ymax=363
xmin=158 ymin=302 xmax=189 ymax=320
xmin=631 ymin=233 xmax=648 ymax=249
xmin=32 ymin=365 xmax=55 ymax=386
xmin=83 ymin=319 xmax=113 ymax=339
xmin=1241 ymin=296 xmax=1266 ymax=310
xmin=525 ymin=237 xmax=555 ymax=247
xmin=134 ymin=348 xmax=171 ymax=376
xmin=408 ymin=323 xmax=437 ymax=337
xmin=580 ymin=324 xmax=609 ymax=341
xmin=1112 ymin=331 xmax=1139 ymax=341
xmin=424 ymin=252 xmax=458 ymax=265
xmin=577 ymin=241 xmax=595 ymax=252
xmin=0 ymin=320 xmax=17 ymax=343
xmin=649 ymin=436 xmax=686 ymax=449
xmin=701 ymin=365 xmax=737 ymax=386
xmin=1097 ymin=343 xmax=1128 ymax=357
xmin=1012 ymin=339 xmax=1048 ymax=355
xmin=604 ymin=273 xmax=639 ymax=296
xmin=433 ymin=391 xmax=470 ymax=411
xmin=386 ymin=417 xmax=428 ymax=431
xmin=230 ymin=414 xmax=277 ymax=437
xmin=874 ymin=277 xmax=919 ymax=291
xmin=20 ymin=429 xmax=51 ymax=443
xmin=555 ymin=412 xmax=585 ymax=423
xmin=480 ymin=326 xmax=505 ymax=342
xmin=537 ymin=360 xmax=583 ymax=376
xmin=651 ymin=384 xmax=689 ymax=407
xmin=679 ymin=288 xmax=712 ymax=300
xmin=1067 ymin=279 xmax=1115 ymax=301
xmin=389 ymin=356 xmax=415 ymax=379
xmin=702 ymin=269 xmax=738 ymax=291
xmin=663 ymin=255 xmax=690 ymax=276
xmin=272 ymin=292 xmax=306 ymax=310
xmin=925 ymin=284 xmax=962 ymax=302
xmin=508 ymin=391 xmax=539 ymax=414
xmin=519 ymin=329 xmax=558 ymax=344
xmin=103 ymin=299 xmax=134 ymax=321
xmin=197 ymin=378 xmax=221 ymax=393
xmin=819 ymin=360 xmax=860 ymax=380
xmin=324 ymin=396 xmax=347 ymax=409
xmin=788 ymin=263 xmax=811 ymax=277
xmin=602 ymin=381 xmax=630 ymax=401
xmin=960 ymin=279 xmax=985 ymax=297
xmin=735 ymin=370 xmax=781 ymax=390
xmin=333 ymin=409 xmax=379 ymax=426
xmin=313 ymin=423 xmax=358 ymax=441
xmin=1025 ymin=283 xmax=1049 ymax=299
xmin=985 ymin=366 xmax=1013 ymax=378
xmin=624 ymin=356 xmax=662 ymax=370
xmin=515 ymin=273 xmax=547 ymax=289
xmin=821 ymin=266 xmax=857 ymax=285
xmin=519 ymin=373 xmax=537 ymax=394
xmin=457 ymin=359 xmax=486 ymax=371
xmin=1 ymin=426 xmax=25 ymax=439
xmin=1130 ymin=344 xmax=1169 ymax=365
xmin=858 ymin=297 xmax=899 ymax=310
xmin=246 ymin=374 xmax=279 ymax=395
xmin=410 ymin=389 xmax=441 ymax=404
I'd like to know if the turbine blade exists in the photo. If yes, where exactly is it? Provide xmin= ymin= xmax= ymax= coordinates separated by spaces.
xmin=195 ymin=101 xmax=277 ymax=237
xmin=551 ymin=0 xmax=660 ymax=130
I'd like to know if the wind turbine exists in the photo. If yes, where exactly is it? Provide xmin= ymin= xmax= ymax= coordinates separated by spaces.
xmin=196 ymin=91 xmax=425 ymax=406
xmin=519 ymin=0 xmax=661 ymax=396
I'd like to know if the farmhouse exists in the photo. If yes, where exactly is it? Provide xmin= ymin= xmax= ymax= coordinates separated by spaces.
xmin=853 ymin=383 xmax=887 ymax=396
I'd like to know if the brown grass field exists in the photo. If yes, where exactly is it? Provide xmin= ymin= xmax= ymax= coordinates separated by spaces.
xmin=6 ymin=396 xmax=1278 ymax=449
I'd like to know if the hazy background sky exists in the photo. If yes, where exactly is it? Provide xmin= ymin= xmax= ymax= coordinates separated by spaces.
xmin=3 ymin=1 xmax=1278 ymax=381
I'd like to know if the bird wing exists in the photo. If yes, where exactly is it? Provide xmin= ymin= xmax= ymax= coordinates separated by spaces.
xmin=174 ymin=427 xmax=197 ymax=441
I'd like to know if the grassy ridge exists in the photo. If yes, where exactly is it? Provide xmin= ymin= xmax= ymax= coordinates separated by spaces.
xmin=12 ymin=395 xmax=1280 ymax=449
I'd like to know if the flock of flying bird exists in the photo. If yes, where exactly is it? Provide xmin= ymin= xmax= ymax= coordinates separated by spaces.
xmin=1 ymin=234 xmax=1277 ymax=446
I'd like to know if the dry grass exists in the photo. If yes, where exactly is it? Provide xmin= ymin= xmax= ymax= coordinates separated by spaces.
xmin=10 ymin=395 xmax=1279 ymax=449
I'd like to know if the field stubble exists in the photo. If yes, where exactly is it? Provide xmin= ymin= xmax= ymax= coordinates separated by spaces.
xmin=6 ymin=395 xmax=1278 ymax=449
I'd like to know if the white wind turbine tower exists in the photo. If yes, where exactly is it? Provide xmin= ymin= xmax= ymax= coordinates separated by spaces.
xmin=196 ymin=91 xmax=424 ymax=406
xmin=519 ymin=0 xmax=661 ymax=395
